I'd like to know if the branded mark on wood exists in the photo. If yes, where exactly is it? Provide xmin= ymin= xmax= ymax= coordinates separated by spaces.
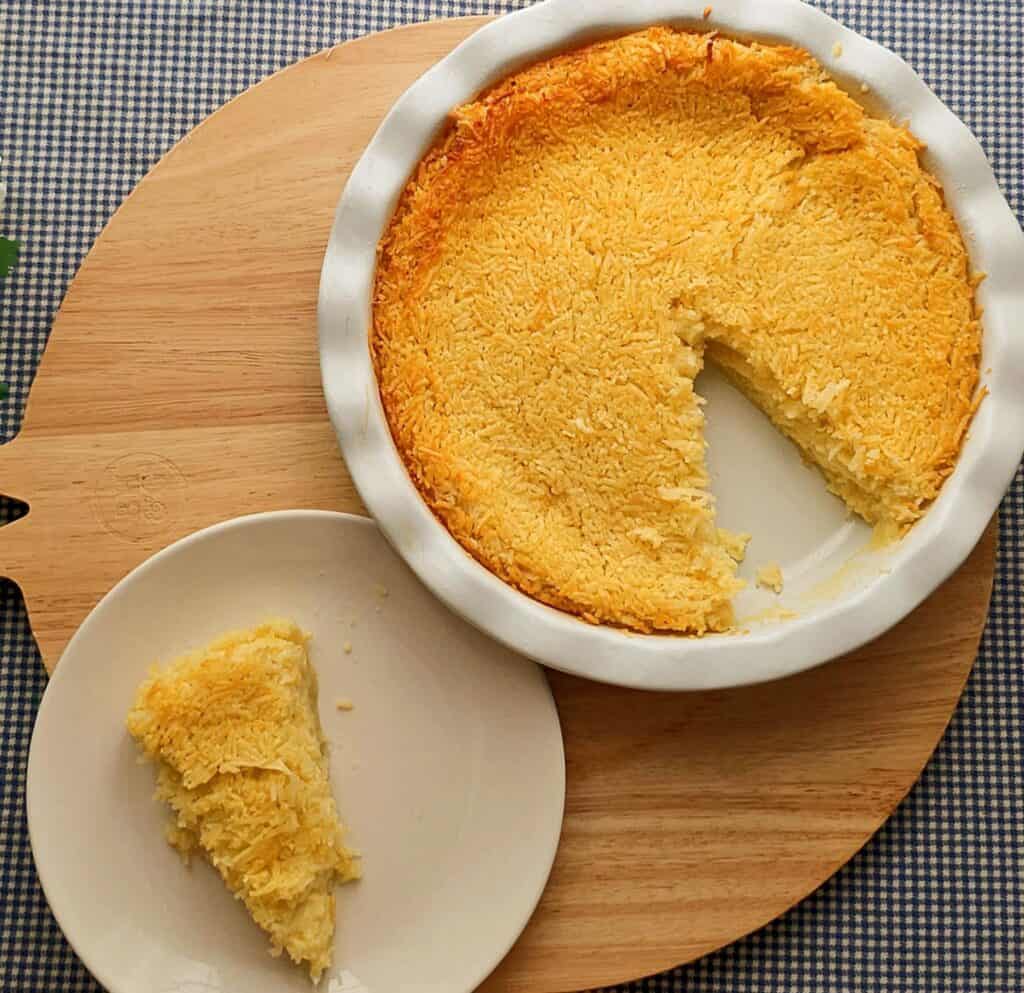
xmin=92 ymin=453 xmax=187 ymax=543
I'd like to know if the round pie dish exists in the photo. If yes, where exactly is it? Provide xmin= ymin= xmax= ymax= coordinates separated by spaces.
xmin=318 ymin=0 xmax=1024 ymax=691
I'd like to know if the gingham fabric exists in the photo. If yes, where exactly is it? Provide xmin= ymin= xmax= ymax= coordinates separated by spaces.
xmin=0 ymin=2 xmax=1021 ymax=991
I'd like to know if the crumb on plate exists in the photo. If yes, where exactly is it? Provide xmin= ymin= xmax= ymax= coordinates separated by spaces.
xmin=756 ymin=563 xmax=784 ymax=594
xmin=718 ymin=529 xmax=751 ymax=563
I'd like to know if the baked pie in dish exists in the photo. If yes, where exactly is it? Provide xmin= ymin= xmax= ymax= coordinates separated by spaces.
xmin=372 ymin=27 xmax=981 ymax=635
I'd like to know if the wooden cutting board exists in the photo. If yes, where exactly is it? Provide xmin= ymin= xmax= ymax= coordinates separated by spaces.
xmin=0 ymin=17 xmax=996 ymax=993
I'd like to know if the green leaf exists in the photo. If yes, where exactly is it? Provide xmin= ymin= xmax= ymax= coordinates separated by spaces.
xmin=0 ymin=237 xmax=20 ymax=279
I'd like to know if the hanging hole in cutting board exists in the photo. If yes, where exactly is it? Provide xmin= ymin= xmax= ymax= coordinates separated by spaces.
xmin=0 ymin=494 xmax=28 ymax=528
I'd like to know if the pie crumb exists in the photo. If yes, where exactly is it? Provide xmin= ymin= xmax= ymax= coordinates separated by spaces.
xmin=860 ymin=82 xmax=870 ymax=93
xmin=343 ymin=641 xmax=352 ymax=654
xmin=718 ymin=529 xmax=751 ymax=563
xmin=756 ymin=563 xmax=784 ymax=594
xmin=832 ymin=41 xmax=843 ymax=57
xmin=702 ymin=5 xmax=712 ymax=18
xmin=335 ymin=697 xmax=354 ymax=711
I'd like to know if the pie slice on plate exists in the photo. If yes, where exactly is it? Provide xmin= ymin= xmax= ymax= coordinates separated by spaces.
xmin=127 ymin=619 xmax=359 ymax=980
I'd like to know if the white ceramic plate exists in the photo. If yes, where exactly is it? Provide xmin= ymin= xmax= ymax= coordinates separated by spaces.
xmin=27 ymin=511 xmax=565 ymax=993
xmin=318 ymin=0 xmax=1024 ymax=691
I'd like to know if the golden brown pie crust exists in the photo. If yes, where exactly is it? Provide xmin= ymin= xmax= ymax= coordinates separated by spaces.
xmin=372 ymin=28 xmax=981 ymax=634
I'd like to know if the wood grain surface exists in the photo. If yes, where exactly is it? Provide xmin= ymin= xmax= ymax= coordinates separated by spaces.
xmin=0 ymin=17 xmax=996 ymax=993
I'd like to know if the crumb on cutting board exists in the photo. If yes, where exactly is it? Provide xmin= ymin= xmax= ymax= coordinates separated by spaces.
xmin=343 ymin=641 xmax=352 ymax=654
xmin=832 ymin=41 xmax=843 ymax=57
xmin=373 ymin=583 xmax=389 ymax=599
xmin=756 ymin=563 xmax=784 ymax=594
xmin=335 ymin=697 xmax=354 ymax=711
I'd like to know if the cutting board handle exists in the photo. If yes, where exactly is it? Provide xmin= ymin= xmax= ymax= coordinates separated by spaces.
xmin=1 ymin=436 xmax=32 ymax=567
xmin=1 ymin=436 xmax=47 ymax=667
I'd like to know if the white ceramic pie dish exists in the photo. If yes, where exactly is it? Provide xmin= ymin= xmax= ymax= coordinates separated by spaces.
xmin=318 ymin=0 xmax=1024 ymax=692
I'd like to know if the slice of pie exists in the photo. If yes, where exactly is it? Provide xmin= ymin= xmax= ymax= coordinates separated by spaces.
xmin=126 ymin=619 xmax=359 ymax=980
xmin=372 ymin=27 xmax=981 ymax=634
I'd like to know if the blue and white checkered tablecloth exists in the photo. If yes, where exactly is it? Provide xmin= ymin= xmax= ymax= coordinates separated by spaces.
xmin=0 ymin=2 xmax=1021 ymax=991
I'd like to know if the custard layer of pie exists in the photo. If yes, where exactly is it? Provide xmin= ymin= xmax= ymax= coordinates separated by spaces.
xmin=373 ymin=28 xmax=981 ymax=634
